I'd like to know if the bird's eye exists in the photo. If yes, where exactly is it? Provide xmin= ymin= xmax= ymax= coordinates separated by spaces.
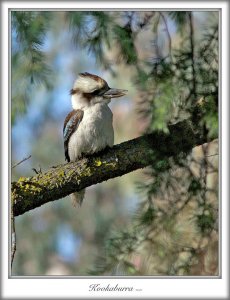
xmin=92 ymin=86 xmax=109 ymax=96
xmin=91 ymin=89 xmax=102 ymax=96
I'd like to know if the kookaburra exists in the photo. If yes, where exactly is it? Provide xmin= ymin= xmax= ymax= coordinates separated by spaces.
xmin=63 ymin=72 xmax=128 ymax=207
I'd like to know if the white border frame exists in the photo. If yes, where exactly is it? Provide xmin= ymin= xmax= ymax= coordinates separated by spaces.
xmin=1 ymin=1 xmax=229 ymax=299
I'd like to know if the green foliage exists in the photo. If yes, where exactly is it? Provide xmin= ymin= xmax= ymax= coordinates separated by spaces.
xmin=89 ymin=11 xmax=218 ymax=276
xmin=188 ymin=178 xmax=202 ymax=195
xmin=154 ymin=159 xmax=170 ymax=172
xmin=168 ymin=11 xmax=189 ymax=30
xmin=12 ymin=11 xmax=218 ymax=276
xmin=195 ymin=24 xmax=218 ymax=138
xmin=12 ymin=11 xmax=49 ymax=46
xmin=67 ymin=11 xmax=137 ymax=66
xmin=196 ymin=204 xmax=215 ymax=234
xmin=84 ymin=12 xmax=113 ymax=65
xmin=89 ymin=227 xmax=141 ymax=275
xmin=66 ymin=11 xmax=87 ymax=42
xmin=140 ymin=206 xmax=156 ymax=226
xmin=67 ymin=12 xmax=113 ymax=67
xmin=201 ymin=96 xmax=218 ymax=139
xmin=113 ymin=24 xmax=137 ymax=64
xmin=11 ymin=11 xmax=52 ymax=123
xmin=90 ymin=12 xmax=112 ymax=48
xmin=149 ymin=78 xmax=177 ymax=132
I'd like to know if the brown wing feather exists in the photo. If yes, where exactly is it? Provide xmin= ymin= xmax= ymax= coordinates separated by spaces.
xmin=63 ymin=109 xmax=84 ymax=162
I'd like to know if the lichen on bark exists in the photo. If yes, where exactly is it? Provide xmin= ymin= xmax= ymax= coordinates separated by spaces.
xmin=12 ymin=120 xmax=205 ymax=217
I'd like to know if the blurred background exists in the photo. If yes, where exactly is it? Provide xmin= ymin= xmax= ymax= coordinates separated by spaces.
xmin=11 ymin=11 xmax=218 ymax=276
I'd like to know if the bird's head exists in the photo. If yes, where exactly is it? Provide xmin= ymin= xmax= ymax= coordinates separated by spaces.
xmin=70 ymin=72 xmax=128 ymax=109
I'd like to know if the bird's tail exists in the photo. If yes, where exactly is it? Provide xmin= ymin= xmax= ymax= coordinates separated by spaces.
xmin=70 ymin=189 xmax=85 ymax=207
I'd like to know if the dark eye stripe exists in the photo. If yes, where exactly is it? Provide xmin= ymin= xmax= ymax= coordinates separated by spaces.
xmin=92 ymin=85 xmax=109 ymax=96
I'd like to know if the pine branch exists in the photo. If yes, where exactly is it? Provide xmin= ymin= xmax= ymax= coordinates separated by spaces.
xmin=12 ymin=120 xmax=205 ymax=217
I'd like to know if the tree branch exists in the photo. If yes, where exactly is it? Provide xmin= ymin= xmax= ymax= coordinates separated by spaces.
xmin=12 ymin=154 xmax=31 ymax=169
xmin=12 ymin=120 xmax=206 ymax=217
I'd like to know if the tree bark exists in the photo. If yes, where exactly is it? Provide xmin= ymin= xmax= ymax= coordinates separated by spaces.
xmin=12 ymin=120 xmax=206 ymax=217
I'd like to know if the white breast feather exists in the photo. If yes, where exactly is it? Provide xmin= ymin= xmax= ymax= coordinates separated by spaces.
xmin=68 ymin=103 xmax=114 ymax=161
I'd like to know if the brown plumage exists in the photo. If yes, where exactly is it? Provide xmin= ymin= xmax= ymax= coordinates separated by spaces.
xmin=63 ymin=109 xmax=84 ymax=162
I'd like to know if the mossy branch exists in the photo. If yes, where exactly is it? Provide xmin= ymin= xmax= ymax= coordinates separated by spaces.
xmin=11 ymin=120 xmax=206 ymax=217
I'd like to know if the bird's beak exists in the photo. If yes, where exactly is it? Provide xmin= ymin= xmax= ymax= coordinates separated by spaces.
xmin=103 ymin=88 xmax=128 ymax=99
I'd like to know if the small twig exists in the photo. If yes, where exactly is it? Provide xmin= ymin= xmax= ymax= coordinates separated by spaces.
xmin=188 ymin=12 xmax=197 ymax=100
xmin=159 ymin=12 xmax=172 ymax=60
xmin=205 ymin=153 xmax=218 ymax=158
xmin=136 ymin=12 xmax=155 ymax=34
xmin=12 ymin=155 xmax=31 ymax=169
xmin=32 ymin=165 xmax=42 ymax=174
xmin=11 ymin=154 xmax=31 ymax=269
xmin=11 ymin=206 xmax=16 ymax=270
xmin=152 ymin=14 xmax=161 ymax=60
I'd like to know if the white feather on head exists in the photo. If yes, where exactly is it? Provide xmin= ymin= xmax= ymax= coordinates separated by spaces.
xmin=71 ymin=72 xmax=110 ymax=110
xmin=73 ymin=72 xmax=106 ymax=93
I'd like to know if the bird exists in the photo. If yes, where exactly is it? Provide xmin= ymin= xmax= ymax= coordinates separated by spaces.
xmin=63 ymin=72 xmax=128 ymax=207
